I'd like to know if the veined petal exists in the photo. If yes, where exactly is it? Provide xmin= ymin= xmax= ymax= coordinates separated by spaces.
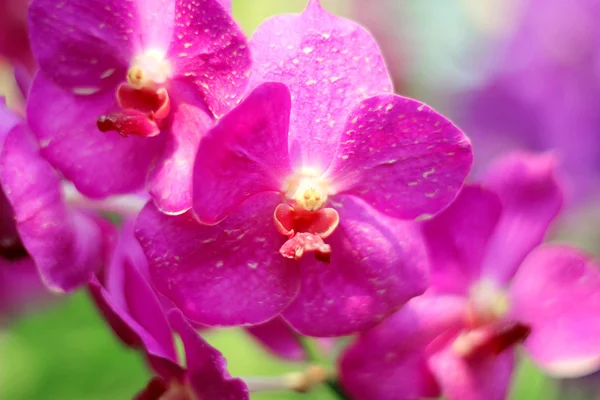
xmin=250 ymin=0 xmax=392 ymax=170
xmin=168 ymin=310 xmax=249 ymax=400
xmin=27 ymin=74 xmax=164 ymax=199
xmin=421 ymin=186 xmax=502 ymax=295
xmin=147 ymin=102 xmax=213 ymax=214
xmin=0 ymin=124 xmax=110 ymax=291
xmin=428 ymin=345 xmax=514 ymax=400
xmin=339 ymin=295 xmax=467 ymax=400
xmin=136 ymin=193 xmax=300 ymax=326
xmin=480 ymin=151 xmax=563 ymax=284
xmin=193 ymin=82 xmax=292 ymax=224
xmin=167 ymin=0 xmax=250 ymax=117
xmin=510 ymin=245 xmax=600 ymax=378
xmin=326 ymin=94 xmax=473 ymax=220
xmin=282 ymin=196 xmax=428 ymax=336
xmin=29 ymin=0 xmax=136 ymax=90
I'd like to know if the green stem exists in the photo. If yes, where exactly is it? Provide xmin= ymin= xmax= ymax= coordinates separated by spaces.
xmin=297 ymin=335 xmax=352 ymax=400
xmin=298 ymin=335 xmax=323 ymax=363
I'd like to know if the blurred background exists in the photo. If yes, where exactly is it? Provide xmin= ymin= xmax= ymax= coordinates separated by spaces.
xmin=1 ymin=0 xmax=599 ymax=398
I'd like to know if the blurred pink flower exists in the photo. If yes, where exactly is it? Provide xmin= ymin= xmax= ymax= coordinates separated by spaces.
xmin=340 ymin=152 xmax=600 ymax=400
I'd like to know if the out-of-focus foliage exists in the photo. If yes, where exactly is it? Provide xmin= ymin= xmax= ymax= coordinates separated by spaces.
xmin=0 ymin=291 xmax=564 ymax=400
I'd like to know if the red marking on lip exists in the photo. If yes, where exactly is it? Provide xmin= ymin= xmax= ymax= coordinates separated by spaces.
xmin=97 ymin=84 xmax=170 ymax=137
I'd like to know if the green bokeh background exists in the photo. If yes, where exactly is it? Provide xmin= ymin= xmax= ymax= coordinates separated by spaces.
xmin=0 ymin=291 xmax=566 ymax=400
xmin=0 ymin=1 xmax=596 ymax=399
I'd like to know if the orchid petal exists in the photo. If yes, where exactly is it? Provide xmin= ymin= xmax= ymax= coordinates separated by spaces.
xmin=480 ymin=151 xmax=563 ymax=284
xmin=29 ymin=0 xmax=135 ymax=90
xmin=0 ymin=124 xmax=109 ymax=291
xmin=193 ymin=82 xmax=292 ymax=224
xmin=283 ymin=196 xmax=428 ymax=336
xmin=167 ymin=0 xmax=250 ymax=117
xmin=245 ymin=317 xmax=305 ymax=361
xmin=168 ymin=309 xmax=249 ymax=400
xmin=421 ymin=186 xmax=502 ymax=295
xmin=326 ymin=94 xmax=473 ymax=220
xmin=136 ymin=193 xmax=300 ymax=326
xmin=510 ymin=245 xmax=600 ymax=378
xmin=250 ymin=0 xmax=392 ymax=170
xmin=147 ymin=102 xmax=212 ymax=214
xmin=340 ymin=295 xmax=467 ymax=400
xmin=428 ymin=344 xmax=514 ymax=400
xmin=27 ymin=74 xmax=164 ymax=198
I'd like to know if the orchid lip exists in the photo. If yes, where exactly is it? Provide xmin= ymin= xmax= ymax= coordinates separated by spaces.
xmin=452 ymin=321 xmax=532 ymax=359
xmin=273 ymin=169 xmax=339 ymax=262
xmin=97 ymin=49 xmax=173 ymax=138
xmin=97 ymin=84 xmax=170 ymax=137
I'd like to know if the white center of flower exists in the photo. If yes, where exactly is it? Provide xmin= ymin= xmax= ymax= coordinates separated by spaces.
xmin=127 ymin=49 xmax=171 ymax=89
xmin=283 ymin=168 xmax=330 ymax=212
xmin=468 ymin=279 xmax=510 ymax=326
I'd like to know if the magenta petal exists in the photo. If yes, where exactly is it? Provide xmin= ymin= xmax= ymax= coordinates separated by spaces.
xmin=422 ymin=186 xmax=502 ymax=295
xmin=136 ymin=193 xmax=300 ymax=326
xmin=168 ymin=309 xmax=249 ymax=399
xmin=193 ymin=82 xmax=292 ymax=224
xmin=480 ymin=151 xmax=563 ymax=284
xmin=245 ymin=317 xmax=305 ymax=361
xmin=250 ymin=0 xmax=392 ymax=169
xmin=0 ymin=97 xmax=21 ymax=135
xmin=0 ymin=0 xmax=34 ymax=71
xmin=0 ymin=257 xmax=47 ymax=321
xmin=13 ymin=65 xmax=33 ymax=101
xmin=218 ymin=0 xmax=231 ymax=11
xmin=104 ymin=221 xmax=177 ymax=362
xmin=326 ymin=94 xmax=473 ymax=220
xmin=147 ymin=103 xmax=212 ymax=214
xmin=167 ymin=0 xmax=250 ymax=117
xmin=0 ymin=125 xmax=108 ymax=291
xmin=339 ymin=295 xmax=467 ymax=400
xmin=89 ymin=276 xmax=178 ymax=361
xmin=29 ymin=0 xmax=135 ymax=89
xmin=134 ymin=377 xmax=169 ymax=400
xmin=27 ymin=74 xmax=164 ymax=198
xmin=428 ymin=345 xmax=514 ymax=400
xmin=89 ymin=222 xmax=179 ymax=379
xmin=89 ymin=276 xmax=183 ymax=381
xmin=510 ymin=245 xmax=600 ymax=377
xmin=283 ymin=196 xmax=429 ymax=336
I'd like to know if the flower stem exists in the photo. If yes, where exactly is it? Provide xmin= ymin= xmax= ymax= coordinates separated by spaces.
xmin=297 ymin=335 xmax=352 ymax=400
xmin=244 ymin=365 xmax=328 ymax=393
